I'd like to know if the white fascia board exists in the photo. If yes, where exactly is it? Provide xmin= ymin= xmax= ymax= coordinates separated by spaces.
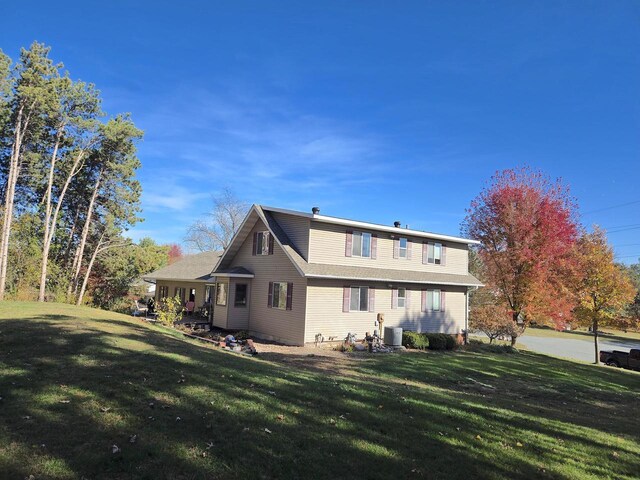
xmin=306 ymin=273 xmax=484 ymax=287
xmin=312 ymin=215 xmax=480 ymax=245
xmin=148 ymin=277 xmax=211 ymax=283
xmin=260 ymin=205 xmax=480 ymax=245
xmin=213 ymin=273 xmax=255 ymax=278
xmin=212 ymin=205 xmax=259 ymax=273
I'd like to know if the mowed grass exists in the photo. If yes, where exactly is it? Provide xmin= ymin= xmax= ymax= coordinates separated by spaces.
xmin=524 ymin=325 xmax=640 ymax=343
xmin=0 ymin=302 xmax=639 ymax=480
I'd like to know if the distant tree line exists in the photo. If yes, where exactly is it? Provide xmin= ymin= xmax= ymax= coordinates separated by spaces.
xmin=464 ymin=167 xmax=639 ymax=362
xmin=0 ymin=42 xmax=170 ymax=310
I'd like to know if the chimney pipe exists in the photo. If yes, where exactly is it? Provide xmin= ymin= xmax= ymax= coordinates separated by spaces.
xmin=394 ymin=221 xmax=401 ymax=228
xmin=312 ymin=207 xmax=320 ymax=215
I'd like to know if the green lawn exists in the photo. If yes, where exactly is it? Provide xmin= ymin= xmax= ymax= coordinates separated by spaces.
xmin=1 ymin=302 xmax=639 ymax=480
xmin=524 ymin=325 xmax=640 ymax=343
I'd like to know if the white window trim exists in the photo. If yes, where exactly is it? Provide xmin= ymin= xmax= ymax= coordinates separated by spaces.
xmin=426 ymin=289 xmax=441 ymax=311
xmin=352 ymin=231 xmax=372 ymax=258
xmin=349 ymin=286 xmax=369 ymax=312
xmin=399 ymin=238 xmax=408 ymax=258
xmin=272 ymin=281 xmax=288 ymax=310
xmin=257 ymin=231 xmax=271 ymax=256
xmin=397 ymin=287 xmax=406 ymax=308
xmin=427 ymin=242 xmax=442 ymax=265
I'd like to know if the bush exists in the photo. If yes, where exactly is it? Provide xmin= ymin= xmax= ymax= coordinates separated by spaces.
xmin=156 ymin=296 xmax=184 ymax=326
xmin=466 ymin=339 xmax=519 ymax=354
xmin=402 ymin=331 xmax=429 ymax=350
xmin=444 ymin=334 xmax=456 ymax=350
xmin=425 ymin=333 xmax=448 ymax=350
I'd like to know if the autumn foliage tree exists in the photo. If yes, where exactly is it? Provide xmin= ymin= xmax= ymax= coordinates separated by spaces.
xmin=574 ymin=227 xmax=636 ymax=364
xmin=462 ymin=167 xmax=579 ymax=345
xmin=470 ymin=304 xmax=521 ymax=344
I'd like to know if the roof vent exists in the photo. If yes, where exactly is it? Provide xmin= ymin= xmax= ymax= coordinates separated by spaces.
xmin=312 ymin=207 xmax=320 ymax=215
xmin=394 ymin=221 xmax=401 ymax=228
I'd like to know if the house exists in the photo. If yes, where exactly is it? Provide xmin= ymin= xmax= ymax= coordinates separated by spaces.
xmin=144 ymin=250 xmax=222 ymax=309
xmin=146 ymin=205 xmax=482 ymax=345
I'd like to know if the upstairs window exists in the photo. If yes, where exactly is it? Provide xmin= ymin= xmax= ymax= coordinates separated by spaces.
xmin=253 ymin=231 xmax=274 ymax=256
xmin=352 ymin=232 xmax=371 ymax=258
xmin=423 ymin=242 xmax=443 ymax=265
xmin=399 ymin=238 xmax=408 ymax=258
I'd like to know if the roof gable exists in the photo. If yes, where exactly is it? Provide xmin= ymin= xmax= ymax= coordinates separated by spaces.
xmin=213 ymin=205 xmax=306 ymax=276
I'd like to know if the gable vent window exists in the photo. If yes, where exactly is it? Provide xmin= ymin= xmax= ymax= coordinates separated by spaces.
xmin=253 ymin=231 xmax=274 ymax=256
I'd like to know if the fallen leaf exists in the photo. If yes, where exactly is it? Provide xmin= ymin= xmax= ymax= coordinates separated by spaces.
xmin=476 ymin=435 xmax=482 ymax=440
xmin=111 ymin=444 xmax=121 ymax=454
xmin=100 ymin=407 xmax=111 ymax=413
xmin=206 ymin=441 xmax=214 ymax=449
xmin=129 ymin=434 xmax=137 ymax=444
xmin=516 ymin=442 xmax=523 ymax=447
xmin=59 ymin=399 xmax=70 ymax=404
xmin=276 ymin=414 xmax=285 ymax=421
xmin=176 ymin=416 xmax=182 ymax=421
xmin=264 ymin=428 xmax=272 ymax=434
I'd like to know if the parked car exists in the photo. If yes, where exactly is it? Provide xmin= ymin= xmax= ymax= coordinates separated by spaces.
xmin=599 ymin=349 xmax=640 ymax=371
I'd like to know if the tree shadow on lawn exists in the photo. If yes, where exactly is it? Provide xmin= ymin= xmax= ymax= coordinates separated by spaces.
xmin=0 ymin=315 xmax=638 ymax=480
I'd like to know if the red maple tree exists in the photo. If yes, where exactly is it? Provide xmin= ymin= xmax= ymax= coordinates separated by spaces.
xmin=462 ymin=167 xmax=579 ymax=344
xmin=167 ymin=244 xmax=183 ymax=265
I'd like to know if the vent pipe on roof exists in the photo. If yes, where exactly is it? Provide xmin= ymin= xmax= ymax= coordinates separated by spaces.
xmin=312 ymin=207 xmax=320 ymax=215
xmin=394 ymin=221 xmax=401 ymax=228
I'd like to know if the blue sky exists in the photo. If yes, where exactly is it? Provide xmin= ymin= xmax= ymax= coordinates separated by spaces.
xmin=3 ymin=1 xmax=639 ymax=262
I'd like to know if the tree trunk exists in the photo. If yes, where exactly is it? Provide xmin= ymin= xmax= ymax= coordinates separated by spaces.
xmin=76 ymin=239 xmax=101 ymax=306
xmin=593 ymin=318 xmax=599 ymax=365
xmin=37 ymin=148 xmax=87 ymax=301
xmin=0 ymin=105 xmax=28 ymax=300
xmin=37 ymin=129 xmax=63 ymax=302
xmin=70 ymin=171 xmax=101 ymax=296
xmin=510 ymin=311 xmax=519 ymax=346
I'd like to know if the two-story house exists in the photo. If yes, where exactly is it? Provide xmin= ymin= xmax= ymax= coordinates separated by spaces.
xmin=147 ymin=205 xmax=482 ymax=345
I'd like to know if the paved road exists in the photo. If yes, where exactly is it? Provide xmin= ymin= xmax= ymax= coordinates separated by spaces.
xmin=518 ymin=334 xmax=640 ymax=363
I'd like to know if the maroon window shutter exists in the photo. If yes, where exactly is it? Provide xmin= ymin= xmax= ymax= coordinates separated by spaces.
xmin=422 ymin=242 xmax=428 ymax=264
xmin=268 ymin=233 xmax=274 ymax=255
xmin=441 ymin=245 xmax=447 ymax=266
xmin=286 ymin=282 xmax=293 ymax=310
xmin=345 ymin=231 xmax=353 ymax=257
xmin=421 ymin=290 xmax=426 ymax=312
xmin=371 ymin=234 xmax=377 ymax=259
xmin=368 ymin=287 xmax=375 ymax=312
xmin=406 ymin=290 xmax=411 ymax=310
xmin=267 ymin=282 xmax=273 ymax=308
xmin=393 ymin=238 xmax=399 ymax=259
xmin=252 ymin=232 xmax=258 ymax=256
xmin=440 ymin=291 xmax=446 ymax=312
xmin=391 ymin=288 xmax=398 ymax=309
xmin=343 ymin=287 xmax=350 ymax=312
xmin=407 ymin=241 xmax=412 ymax=260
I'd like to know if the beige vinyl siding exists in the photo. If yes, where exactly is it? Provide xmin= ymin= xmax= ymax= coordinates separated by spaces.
xmin=212 ymin=278 xmax=229 ymax=328
xmin=155 ymin=280 xmax=209 ymax=307
xmin=270 ymin=212 xmax=310 ymax=261
xmin=308 ymin=221 xmax=469 ymax=275
xmin=227 ymin=278 xmax=250 ymax=330
xmin=304 ymin=278 xmax=466 ymax=343
xmin=230 ymin=219 xmax=306 ymax=345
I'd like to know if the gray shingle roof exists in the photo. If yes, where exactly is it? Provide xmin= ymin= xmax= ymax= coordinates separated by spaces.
xmin=302 ymin=263 xmax=483 ymax=286
xmin=144 ymin=251 xmax=222 ymax=281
